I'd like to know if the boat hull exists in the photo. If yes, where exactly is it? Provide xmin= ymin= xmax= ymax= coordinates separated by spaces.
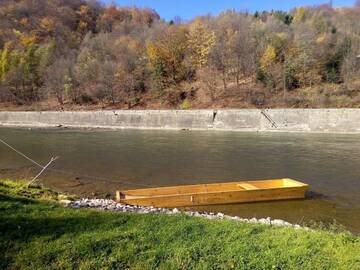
xmin=116 ymin=179 xmax=309 ymax=208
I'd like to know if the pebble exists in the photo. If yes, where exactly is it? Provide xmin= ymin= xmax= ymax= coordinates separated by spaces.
xmin=271 ymin=219 xmax=288 ymax=226
xmin=59 ymin=199 xmax=72 ymax=205
xmin=217 ymin=213 xmax=224 ymax=218
xmin=249 ymin=218 xmax=258 ymax=223
xmin=68 ymin=198 xmax=306 ymax=229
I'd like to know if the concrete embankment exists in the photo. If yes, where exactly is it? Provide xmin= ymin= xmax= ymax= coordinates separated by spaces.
xmin=0 ymin=109 xmax=360 ymax=133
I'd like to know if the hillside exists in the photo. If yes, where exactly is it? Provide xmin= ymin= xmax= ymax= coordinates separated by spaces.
xmin=1 ymin=1 xmax=360 ymax=110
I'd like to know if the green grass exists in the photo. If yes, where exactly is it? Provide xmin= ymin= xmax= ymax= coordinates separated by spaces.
xmin=0 ymin=180 xmax=359 ymax=270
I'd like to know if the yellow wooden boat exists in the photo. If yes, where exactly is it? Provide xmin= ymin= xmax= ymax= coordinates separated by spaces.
xmin=116 ymin=178 xmax=309 ymax=208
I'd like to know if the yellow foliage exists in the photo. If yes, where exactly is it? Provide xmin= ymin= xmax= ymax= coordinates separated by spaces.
xmin=0 ymin=49 xmax=8 ymax=80
xmin=20 ymin=35 xmax=38 ymax=46
xmin=12 ymin=29 xmax=22 ymax=37
xmin=146 ymin=42 xmax=159 ymax=64
xmin=78 ymin=21 xmax=88 ymax=30
xmin=115 ymin=36 xmax=141 ymax=51
xmin=275 ymin=32 xmax=287 ymax=40
xmin=77 ymin=5 xmax=90 ymax=16
xmin=260 ymin=45 xmax=277 ymax=71
xmin=20 ymin=18 xmax=29 ymax=26
xmin=187 ymin=20 xmax=216 ymax=67
xmin=147 ymin=27 xmax=187 ymax=63
xmin=0 ymin=41 xmax=14 ymax=80
xmin=114 ymin=66 xmax=128 ymax=85
xmin=316 ymin=34 xmax=326 ymax=43
xmin=146 ymin=27 xmax=189 ymax=82
xmin=76 ymin=5 xmax=91 ymax=32
xmin=293 ymin=7 xmax=306 ymax=23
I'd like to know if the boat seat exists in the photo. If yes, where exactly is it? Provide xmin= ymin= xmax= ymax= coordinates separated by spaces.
xmin=237 ymin=183 xmax=258 ymax=190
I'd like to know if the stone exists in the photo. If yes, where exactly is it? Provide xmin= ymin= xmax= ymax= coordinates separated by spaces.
xmin=258 ymin=218 xmax=269 ymax=224
xmin=63 ymin=198 xmax=302 ymax=229
xmin=59 ymin=199 xmax=72 ymax=206
xmin=271 ymin=219 xmax=286 ymax=226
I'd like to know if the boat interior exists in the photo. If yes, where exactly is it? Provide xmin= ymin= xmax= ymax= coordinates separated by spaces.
xmin=119 ymin=178 xmax=308 ymax=199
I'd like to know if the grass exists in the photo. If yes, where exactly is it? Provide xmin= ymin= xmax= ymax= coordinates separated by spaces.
xmin=0 ymin=180 xmax=359 ymax=270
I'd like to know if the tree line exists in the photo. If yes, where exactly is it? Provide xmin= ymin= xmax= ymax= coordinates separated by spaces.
xmin=1 ymin=0 xmax=360 ymax=109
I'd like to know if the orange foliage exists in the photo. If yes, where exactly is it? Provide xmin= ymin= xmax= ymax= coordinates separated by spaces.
xmin=40 ymin=17 xmax=55 ymax=32
xmin=20 ymin=35 xmax=38 ymax=46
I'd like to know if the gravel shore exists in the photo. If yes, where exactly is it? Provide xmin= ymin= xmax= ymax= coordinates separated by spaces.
xmin=67 ymin=198 xmax=305 ymax=229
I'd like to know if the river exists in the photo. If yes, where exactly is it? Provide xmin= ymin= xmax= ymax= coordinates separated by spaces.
xmin=1 ymin=127 xmax=360 ymax=233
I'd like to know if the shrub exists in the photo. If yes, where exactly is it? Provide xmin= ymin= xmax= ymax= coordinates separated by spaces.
xmin=180 ymin=99 xmax=191 ymax=109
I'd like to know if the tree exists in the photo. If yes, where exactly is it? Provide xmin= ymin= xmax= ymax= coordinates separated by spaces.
xmin=0 ymin=42 xmax=12 ymax=81
xmin=44 ymin=57 xmax=75 ymax=105
xmin=1 ymin=0 xmax=360 ymax=109
xmin=187 ymin=19 xmax=215 ymax=67
xmin=227 ymin=15 xmax=256 ymax=86
xmin=209 ymin=31 xmax=232 ymax=91
xmin=146 ymin=25 xmax=190 ymax=89
xmin=259 ymin=44 xmax=278 ymax=89
xmin=293 ymin=7 xmax=307 ymax=24
xmin=272 ymin=10 xmax=293 ymax=25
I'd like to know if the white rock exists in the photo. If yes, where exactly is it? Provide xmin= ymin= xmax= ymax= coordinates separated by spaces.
xmin=59 ymin=199 xmax=72 ymax=206
xmin=262 ymin=218 xmax=272 ymax=225
xmin=217 ymin=213 xmax=224 ymax=218
xmin=65 ymin=198 xmax=302 ymax=229
xmin=271 ymin=219 xmax=285 ymax=226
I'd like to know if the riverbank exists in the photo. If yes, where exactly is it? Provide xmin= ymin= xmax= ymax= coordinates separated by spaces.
xmin=1 ymin=109 xmax=360 ymax=133
xmin=69 ymin=198 xmax=303 ymax=229
xmin=1 ymin=180 xmax=359 ymax=269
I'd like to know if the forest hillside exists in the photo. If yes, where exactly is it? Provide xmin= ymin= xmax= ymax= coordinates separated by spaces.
xmin=1 ymin=0 xmax=360 ymax=110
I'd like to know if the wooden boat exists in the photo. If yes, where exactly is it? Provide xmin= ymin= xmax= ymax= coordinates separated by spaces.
xmin=115 ymin=178 xmax=309 ymax=208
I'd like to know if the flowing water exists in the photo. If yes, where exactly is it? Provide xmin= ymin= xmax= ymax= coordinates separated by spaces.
xmin=1 ymin=127 xmax=360 ymax=233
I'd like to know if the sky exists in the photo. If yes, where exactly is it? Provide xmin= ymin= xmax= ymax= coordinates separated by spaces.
xmin=102 ymin=0 xmax=356 ymax=21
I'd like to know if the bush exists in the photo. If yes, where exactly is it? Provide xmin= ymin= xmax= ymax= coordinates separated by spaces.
xmin=180 ymin=99 xmax=191 ymax=109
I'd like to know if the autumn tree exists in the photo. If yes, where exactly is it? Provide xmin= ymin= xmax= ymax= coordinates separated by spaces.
xmin=226 ymin=14 xmax=256 ymax=86
xmin=44 ymin=56 xmax=75 ymax=105
xmin=187 ymin=19 xmax=215 ymax=67
xmin=1 ymin=0 xmax=360 ymax=109
xmin=147 ymin=25 xmax=191 ymax=90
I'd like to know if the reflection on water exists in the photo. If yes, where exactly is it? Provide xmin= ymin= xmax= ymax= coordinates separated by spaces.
xmin=0 ymin=127 xmax=360 ymax=233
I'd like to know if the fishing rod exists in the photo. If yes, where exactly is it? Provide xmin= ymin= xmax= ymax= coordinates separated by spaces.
xmin=0 ymin=138 xmax=153 ymax=188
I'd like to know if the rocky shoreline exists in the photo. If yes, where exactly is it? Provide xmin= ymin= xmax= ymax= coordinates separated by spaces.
xmin=68 ymin=198 xmax=306 ymax=230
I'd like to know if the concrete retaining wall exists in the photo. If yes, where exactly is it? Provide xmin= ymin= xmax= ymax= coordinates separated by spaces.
xmin=0 ymin=109 xmax=360 ymax=133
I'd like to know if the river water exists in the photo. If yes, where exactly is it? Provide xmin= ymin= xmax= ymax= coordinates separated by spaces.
xmin=1 ymin=127 xmax=360 ymax=233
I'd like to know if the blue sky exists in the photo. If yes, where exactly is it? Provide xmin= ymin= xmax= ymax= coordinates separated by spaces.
xmin=102 ymin=0 xmax=356 ymax=21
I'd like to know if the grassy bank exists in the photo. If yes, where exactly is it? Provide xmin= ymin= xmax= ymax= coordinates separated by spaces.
xmin=0 ymin=180 xmax=359 ymax=270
